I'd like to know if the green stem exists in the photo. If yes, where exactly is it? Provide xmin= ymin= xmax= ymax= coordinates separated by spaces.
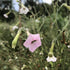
xmin=16 ymin=21 xmax=20 ymax=26
xmin=62 ymin=3 xmax=70 ymax=11
xmin=54 ymin=20 xmax=69 ymax=41
xmin=50 ymin=41 xmax=55 ymax=52
xmin=21 ymin=3 xmax=25 ymax=8
xmin=38 ymin=18 xmax=45 ymax=32
xmin=50 ymin=62 xmax=54 ymax=69
xmin=6 ymin=11 xmax=11 ymax=15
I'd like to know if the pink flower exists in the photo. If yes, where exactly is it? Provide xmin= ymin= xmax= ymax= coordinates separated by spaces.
xmin=23 ymin=34 xmax=41 ymax=52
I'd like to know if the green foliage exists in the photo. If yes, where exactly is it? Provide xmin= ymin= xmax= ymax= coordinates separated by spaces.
xmin=0 ymin=23 xmax=13 ymax=45
xmin=0 ymin=2 xmax=70 ymax=70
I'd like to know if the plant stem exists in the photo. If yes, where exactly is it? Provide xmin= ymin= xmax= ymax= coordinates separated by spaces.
xmin=19 ymin=0 xmax=22 ymax=47
xmin=54 ymin=20 xmax=70 ymax=41
xmin=6 ymin=11 xmax=11 ymax=15
xmin=19 ymin=0 xmax=21 ymax=28
xmin=50 ymin=41 xmax=55 ymax=52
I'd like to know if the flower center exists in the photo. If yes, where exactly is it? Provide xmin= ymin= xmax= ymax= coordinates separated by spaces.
xmin=23 ymin=8 xmax=26 ymax=10
xmin=31 ymin=40 xmax=37 ymax=44
xmin=49 ymin=54 xmax=53 ymax=57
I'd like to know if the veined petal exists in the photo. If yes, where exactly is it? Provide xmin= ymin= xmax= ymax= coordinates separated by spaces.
xmin=51 ymin=56 xmax=57 ymax=62
xmin=23 ymin=34 xmax=41 ymax=52
xmin=19 ymin=7 xmax=29 ymax=14
xmin=46 ymin=56 xmax=57 ymax=62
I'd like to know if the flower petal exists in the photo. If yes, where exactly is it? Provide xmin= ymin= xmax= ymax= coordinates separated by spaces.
xmin=19 ymin=7 xmax=29 ymax=14
xmin=23 ymin=34 xmax=41 ymax=52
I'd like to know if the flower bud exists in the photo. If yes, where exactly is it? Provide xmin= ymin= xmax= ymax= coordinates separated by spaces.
xmin=12 ymin=28 xmax=22 ymax=49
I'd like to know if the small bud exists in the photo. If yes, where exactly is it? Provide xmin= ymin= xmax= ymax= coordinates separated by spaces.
xmin=67 ymin=45 xmax=70 ymax=48
xmin=3 ymin=11 xmax=11 ymax=18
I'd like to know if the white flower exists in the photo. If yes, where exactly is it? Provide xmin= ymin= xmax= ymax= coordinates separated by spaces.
xmin=0 ymin=42 xmax=3 ymax=45
xmin=8 ymin=59 xmax=13 ymax=62
xmin=21 ymin=64 xmax=26 ymax=70
xmin=5 ymin=8 xmax=8 ymax=10
xmin=46 ymin=55 xmax=57 ymax=62
xmin=12 ymin=26 xmax=18 ymax=31
xmin=67 ymin=45 xmax=70 ymax=48
xmin=45 ymin=66 xmax=48 ymax=70
xmin=35 ymin=19 xmax=40 ymax=23
xmin=36 ymin=1 xmax=39 ymax=5
xmin=15 ymin=56 xmax=18 ymax=59
xmin=19 ymin=7 xmax=29 ymax=14
xmin=43 ymin=0 xmax=54 ymax=5
xmin=39 ymin=51 xmax=43 ymax=55
xmin=3 ymin=14 xmax=8 ymax=18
